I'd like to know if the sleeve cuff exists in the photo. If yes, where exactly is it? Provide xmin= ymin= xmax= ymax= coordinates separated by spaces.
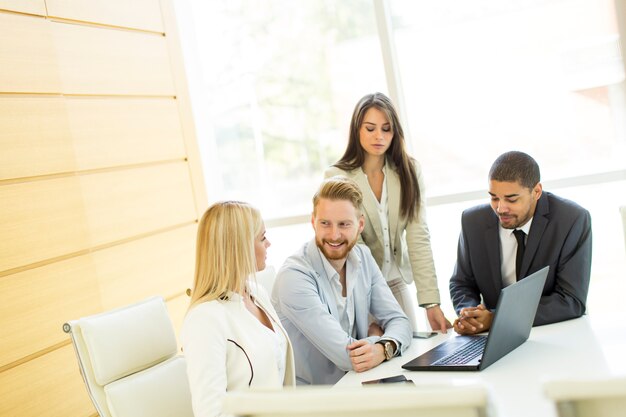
xmin=378 ymin=337 xmax=401 ymax=357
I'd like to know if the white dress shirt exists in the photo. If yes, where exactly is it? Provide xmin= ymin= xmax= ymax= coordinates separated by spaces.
xmin=499 ymin=218 xmax=533 ymax=287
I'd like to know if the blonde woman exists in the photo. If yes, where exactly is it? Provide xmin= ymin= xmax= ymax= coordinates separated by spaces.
xmin=182 ymin=201 xmax=295 ymax=417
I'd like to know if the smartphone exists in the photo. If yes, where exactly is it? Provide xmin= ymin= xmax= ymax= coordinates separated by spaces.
xmin=413 ymin=331 xmax=437 ymax=339
xmin=362 ymin=374 xmax=415 ymax=385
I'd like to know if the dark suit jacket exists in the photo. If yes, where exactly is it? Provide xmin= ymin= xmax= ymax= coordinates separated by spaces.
xmin=449 ymin=191 xmax=592 ymax=326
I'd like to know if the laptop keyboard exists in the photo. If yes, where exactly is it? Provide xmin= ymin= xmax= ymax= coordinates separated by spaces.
xmin=432 ymin=337 xmax=487 ymax=365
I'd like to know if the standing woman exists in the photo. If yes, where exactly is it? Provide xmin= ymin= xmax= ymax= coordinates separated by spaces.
xmin=325 ymin=92 xmax=451 ymax=333
xmin=182 ymin=201 xmax=295 ymax=417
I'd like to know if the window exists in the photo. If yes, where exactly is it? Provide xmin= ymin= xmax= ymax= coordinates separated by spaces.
xmin=387 ymin=0 xmax=626 ymax=318
xmin=388 ymin=0 xmax=625 ymax=195
xmin=176 ymin=0 xmax=626 ymax=319
xmin=181 ymin=0 xmax=387 ymax=219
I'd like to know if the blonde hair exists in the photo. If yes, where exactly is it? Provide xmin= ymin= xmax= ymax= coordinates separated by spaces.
xmin=313 ymin=176 xmax=363 ymax=216
xmin=189 ymin=201 xmax=262 ymax=308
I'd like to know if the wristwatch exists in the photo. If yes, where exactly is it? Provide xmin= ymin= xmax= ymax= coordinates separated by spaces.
xmin=423 ymin=303 xmax=440 ymax=309
xmin=376 ymin=340 xmax=395 ymax=361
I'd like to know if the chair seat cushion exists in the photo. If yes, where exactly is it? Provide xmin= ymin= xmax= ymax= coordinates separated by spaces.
xmin=105 ymin=356 xmax=194 ymax=417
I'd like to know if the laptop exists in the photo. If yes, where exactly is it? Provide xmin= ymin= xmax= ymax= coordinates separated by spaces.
xmin=402 ymin=265 xmax=549 ymax=372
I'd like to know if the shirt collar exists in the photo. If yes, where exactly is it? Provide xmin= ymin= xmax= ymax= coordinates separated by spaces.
xmin=315 ymin=244 xmax=360 ymax=282
xmin=500 ymin=216 xmax=534 ymax=236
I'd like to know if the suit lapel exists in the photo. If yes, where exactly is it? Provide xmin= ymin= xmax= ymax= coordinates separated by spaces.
xmin=386 ymin=164 xmax=401 ymax=239
xmin=351 ymin=169 xmax=384 ymax=242
xmin=485 ymin=214 xmax=503 ymax=292
xmin=521 ymin=193 xmax=549 ymax=278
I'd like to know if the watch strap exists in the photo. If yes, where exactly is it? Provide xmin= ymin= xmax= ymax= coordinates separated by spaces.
xmin=376 ymin=339 xmax=397 ymax=361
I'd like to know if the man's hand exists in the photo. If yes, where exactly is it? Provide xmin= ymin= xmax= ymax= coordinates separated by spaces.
xmin=346 ymin=340 xmax=385 ymax=372
xmin=453 ymin=304 xmax=493 ymax=335
xmin=426 ymin=305 xmax=453 ymax=334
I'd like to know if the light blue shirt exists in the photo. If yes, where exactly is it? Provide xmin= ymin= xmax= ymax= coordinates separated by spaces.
xmin=271 ymin=239 xmax=412 ymax=385
xmin=318 ymin=246 xmax=357 ymax=338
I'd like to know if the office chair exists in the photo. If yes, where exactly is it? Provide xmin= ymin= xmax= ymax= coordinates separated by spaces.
xmin=63 ymin=296 xmax=193 ymax=417
xmin=544 ymin=377 xmax=626 ymax=417
xmin=255 ymin=265 xmax=277 ymax=295
xmin=223 ymin=384 xmax=489 ymax=417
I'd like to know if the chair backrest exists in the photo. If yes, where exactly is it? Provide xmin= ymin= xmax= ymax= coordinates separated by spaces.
xmin=255 ymin=265 xmax=276 ymax=294
xmin=63 ymin=296 xmax=194 ymax=417
xmin=544 ymin=377 xmax=626 ymax=417
xmin=222 ymin=384 xmax=488 ymax=417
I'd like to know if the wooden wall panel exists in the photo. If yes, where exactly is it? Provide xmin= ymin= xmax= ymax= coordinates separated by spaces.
xmin=0 ymin=163 xmax=196 ymax=273
xmin=78 ymin=162 xmax=196 ymax=247
xmin=160 ymin=0 xmax=208 ymax=215
xmin=0 ymin=256 xmax=101 ymax=368
xmin=0 ymin=177 xmax=91 ymax=273
xmin=52 ymin=21 xmax=175 ymax=96
xmin=67 ymin=98 xmax=186 ymax=169
xmin=0 ymin=224 xmax=195 ymax=369
xmin=0 ymin=1 xmax=207 ymax=416
xmin=0 ymin=97 xmax=186 ymax=180
xmin=0 ymin=0 xmax=46 ymax=15
xmin=95 ymin=223 xmax=196 ymax=309
xmin=0 ymin=12 xmax=60 ymax=93
xmin=46 ymin=0 xmax=164 ymax=32
xmin=0 ymin=97 xmax=74 ymax=180
xmin=0 ymin=345 xmax=96 ymax=417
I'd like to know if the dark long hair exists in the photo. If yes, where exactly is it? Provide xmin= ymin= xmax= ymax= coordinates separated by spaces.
xmin=334 ymin=92 xmax=420 ymax=222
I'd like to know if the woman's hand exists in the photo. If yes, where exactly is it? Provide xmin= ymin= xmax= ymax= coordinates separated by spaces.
xmin=426 ymin=305 xmax=453 ymax=334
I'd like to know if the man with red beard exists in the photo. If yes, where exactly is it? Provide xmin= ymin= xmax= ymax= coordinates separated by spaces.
xmin=450 ymin=151 xmax=592 ymax=335
xmin=272 ymin=176 xmax=412 ymax=385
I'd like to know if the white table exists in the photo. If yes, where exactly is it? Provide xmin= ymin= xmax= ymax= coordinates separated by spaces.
xmin=335 ymin=315 xmax=626 ymax=417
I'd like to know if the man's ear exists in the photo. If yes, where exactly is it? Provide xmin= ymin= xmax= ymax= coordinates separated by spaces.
xmin=311 ymin=213 xmax=315 ymax=228
xmin=358 ymin=214 xmax=365 ymax=233
xmin=533 ymin=183 xmax=543 ymax=201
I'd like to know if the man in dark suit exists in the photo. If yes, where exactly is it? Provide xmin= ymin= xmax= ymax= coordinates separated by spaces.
xmin=449 ymin=151 xmax=592 ymax=334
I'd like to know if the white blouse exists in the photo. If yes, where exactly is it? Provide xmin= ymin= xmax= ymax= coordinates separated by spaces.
xmin=365 ymin=164 xmax=402 ymax=282
xmin=258 ymin=314 xmax=287 ymax=384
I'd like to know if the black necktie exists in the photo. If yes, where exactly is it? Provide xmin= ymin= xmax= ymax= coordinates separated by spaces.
xmin=513 ymin=229 xmax=526 ymax=280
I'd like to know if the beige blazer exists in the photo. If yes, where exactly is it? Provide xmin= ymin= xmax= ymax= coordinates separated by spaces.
xmin=325 ymin=159 xmax=440 ymax=305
